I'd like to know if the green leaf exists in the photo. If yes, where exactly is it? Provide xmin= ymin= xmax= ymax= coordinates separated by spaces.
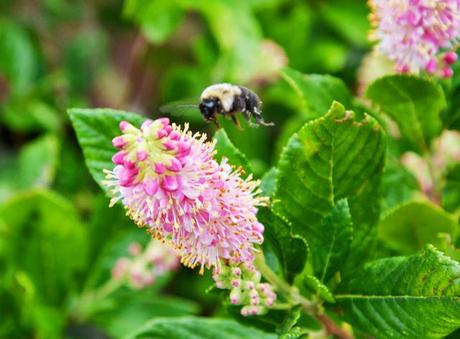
xmin=214 ymin=129 xmax=252 ymax=174
xmin=68 ymin=108 xmax=145 ymax=191
xmin=437 ymin=233 xmax=460 ymax=263
xmin=259 ymin=167 xmax=277 ymax=198
xmin=124 ymin=0 xmax=184 ymax=44
xmin=258 ymin=208 xmax=308 ymax=284
xmin=93 ymin=292 xmax=200 ymax=338
xmin=63 ymin=30 xmax=108 ymax=93
xmin=380 ymin=157 xmax=420 ymax=213
xmin=274 ymin=102 xmax=386 ymax=280
xmin=259 ymin=3 xmax=312 ymax=71
xmin=344 ymin=161 xmax=385 ymax=274
xmin=126 ymin=316 xmax=276 ymax=339
xmin=83 ymin=226 xmax=151 ymax=290
xmin=379 ymin=200 xmax=458 ymax=255
xmin=367 ymin=75 xmax=446 ymax=152
xmin=443 ymin=164 xmax=460 ymax=214
xmin=18 ymin=135 xmax=60 ymax=189
xmin=0 ymin=189 xmax=88 ymax=305
xmin=303 ymin=275 xmax=335 ymax=303
xmin=280 ymin=68 xmax=351 ymax=120
xmin=180 ymin=0 xmax=264 ymax=83
xmin=0 ymin=19 xmax=37 ymax=95
xmin=1 ymin=100 xmax=61 ymax=133
xmin=258 ymin=169 xmax=308 ymax=283
xmin=336 ymin=245 xmax=460 ymax=338
xmin=314 ymin=200 xmax=353 ymax=282
xmin=226 ymin=306 xmax=302 ymax=335
xmin=319 ymin=0 xmax=370 ymax=47
xmin=82 ymin=195 xmax=140 ymax=286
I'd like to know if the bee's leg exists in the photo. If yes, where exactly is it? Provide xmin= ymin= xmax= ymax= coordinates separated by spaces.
xmin=206 ymin=113 xmax=220 ymax=128
xmin=212 ymin=115 xmax=220 ymax=128
xmin=231 ymin=114 xmax=243 ymax=130
xmin=252 ymin=108 xmax=274 ymax=126
xmin=242 ymin=110 xmax=258 ymax=128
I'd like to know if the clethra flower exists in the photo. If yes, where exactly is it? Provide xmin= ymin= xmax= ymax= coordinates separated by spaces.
xmin=104 ymin=118 xmax=266 ymax=273
xmin=112 ymin=240 xmax=179 ymax=289
xmin=213 ymin=262 xmax=277 ymax=316
xmin=369 ymin=0 xmax=460 ymax=77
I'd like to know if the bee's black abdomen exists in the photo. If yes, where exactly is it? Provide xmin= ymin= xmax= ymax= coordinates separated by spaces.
xmin=238 ymin=86 xmax=260 ymax=113
xmin=230 ymin=92 xmax=246 ymax=114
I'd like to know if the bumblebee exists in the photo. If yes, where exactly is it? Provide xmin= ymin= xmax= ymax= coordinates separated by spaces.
xmin=199 ymin=83 xmax=274 ymax=127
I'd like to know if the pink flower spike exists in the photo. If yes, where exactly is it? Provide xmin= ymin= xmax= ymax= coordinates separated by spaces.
xmin=397 ymin=64 xmax=410 ymax=73
xmin=143 ymin=179 xmax=159 ymax=196
xmin=112 ymin=258 xmax=130 ymax=280
xmin=232 ymin=279 xmax=241 ymax=288
xmin=125 ymin=161 xmax=136 ymax=170
xmin=425 ymin=59 xmax=437 ymax=74
xmin=156 ymin=129 xmax=168 ymax=139
xmin=370 ymin=0 xmax=460 ymax=76
xmin=443 ymin=67 xmax=454 ymax=78
xmin=169 ymin=131 xmax=180 ymax=141
xmin=112 ymin=136 xmax=126 ymax=148
xmin=154 ymin=163 xmax=166 ymax=174
xmin=233 ymin=267 xmax=242 ymax=276
xmin=112 ymin=151 xmax=126 ymax=165
xmin=137 ymin=151 xmax=148 ymax=161
xmin=157 ymin=117 xmax=170 ymax=126
xmin=167 ymin=158 xmax=183 ymax=172
xmin=178 ymin=143 xmax=191 ymax=157
xmin=129 ymin=242 xmax=142 ymax=256
xmin=163 ymin=141 xmax=176 ymax=151
xmin=103 ymin=117 xmax=268 ymax=273
xmin=120 ymin=121 xmax=135 ymax=133
xmin=253 ymin=222 xmax=264 ymax=234
xmin=119 ymin=176 xmax=134 ymax=188
xmin=141 ymin=119 xmax=153 ymax=130
xmin=444 ymin=51 xmax=458 ymax=65
xmin=162 ymin=175 xmax=179 ymax=191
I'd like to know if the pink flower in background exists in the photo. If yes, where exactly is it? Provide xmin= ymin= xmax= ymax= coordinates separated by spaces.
xmin=104 ymin=118 xmax=266 ymax=273
xmin=112 ymin=240 xmax=179 ymax=289
xmin=369 ymin=0 xmax=460 ymax=77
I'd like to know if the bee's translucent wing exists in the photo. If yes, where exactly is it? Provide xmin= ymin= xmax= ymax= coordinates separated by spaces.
xmin=159 ymin=99 xmax=201 ymax=121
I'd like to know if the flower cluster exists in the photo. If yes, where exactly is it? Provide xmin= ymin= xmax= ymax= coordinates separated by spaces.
xmin=112 ymin=240 xmax=179 ymax=289
xmin=213 ymin=262 xmax=276 ymax=316
xmin=104 ymin=118 xmax=266 ymax=274
xmin=369 ymin=0 xmax=460 ymax=77
xmin=401 ymin=130 xmax=460 ymax=199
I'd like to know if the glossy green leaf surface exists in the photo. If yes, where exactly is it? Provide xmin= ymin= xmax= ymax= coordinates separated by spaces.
xmin=68 ymin=108 xmax=145 ymax=191
xmin=126 ymin=317 xmax=276 ymax=339
xmin=281 ymin=68 xmax=351 ymax=119
xmin=367 ymin=75 xmax=446 ymax=152
xmin=274 ymin=101 xmax=385 ymax=280
xmin=379 ymin=200 xmax=458 ymax=255
xmin=336 ymin=245 xmax=460 ymax=338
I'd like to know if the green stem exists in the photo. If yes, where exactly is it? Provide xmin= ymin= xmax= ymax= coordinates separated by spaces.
xmin=424 ymin=153 xmax=441 ymax=205
xmin=254 ymin=253 xmax=294 ymax=299
xmin=254 ymin=253 xmax=314 ymax=312
xmin=254 ymin=253 xmax=351 ymax=339
xmin=70 ymin=279 xmax=123 ymax=322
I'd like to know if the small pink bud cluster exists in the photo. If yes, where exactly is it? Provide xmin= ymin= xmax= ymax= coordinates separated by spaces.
xmin=104 ymin=118 xmax=267 ymax=274
xmin=112 ymin=240 xmax=179 ymax=289
xmin=213 ymin=262 xmax=276 ymax=316
xmin=369 ymin=0 xmax=460 ymax=77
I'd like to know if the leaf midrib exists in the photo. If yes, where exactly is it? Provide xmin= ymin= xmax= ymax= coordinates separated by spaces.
xmin=335 ymin=294 xmax=460 ymax=300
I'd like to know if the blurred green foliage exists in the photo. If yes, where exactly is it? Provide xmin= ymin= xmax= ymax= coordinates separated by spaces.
xmin=1 ymin=1 xmax=459 ymax=338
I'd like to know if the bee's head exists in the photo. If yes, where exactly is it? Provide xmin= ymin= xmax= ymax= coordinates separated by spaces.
xmin=199 ymin=98 xmax=219 ymax=121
